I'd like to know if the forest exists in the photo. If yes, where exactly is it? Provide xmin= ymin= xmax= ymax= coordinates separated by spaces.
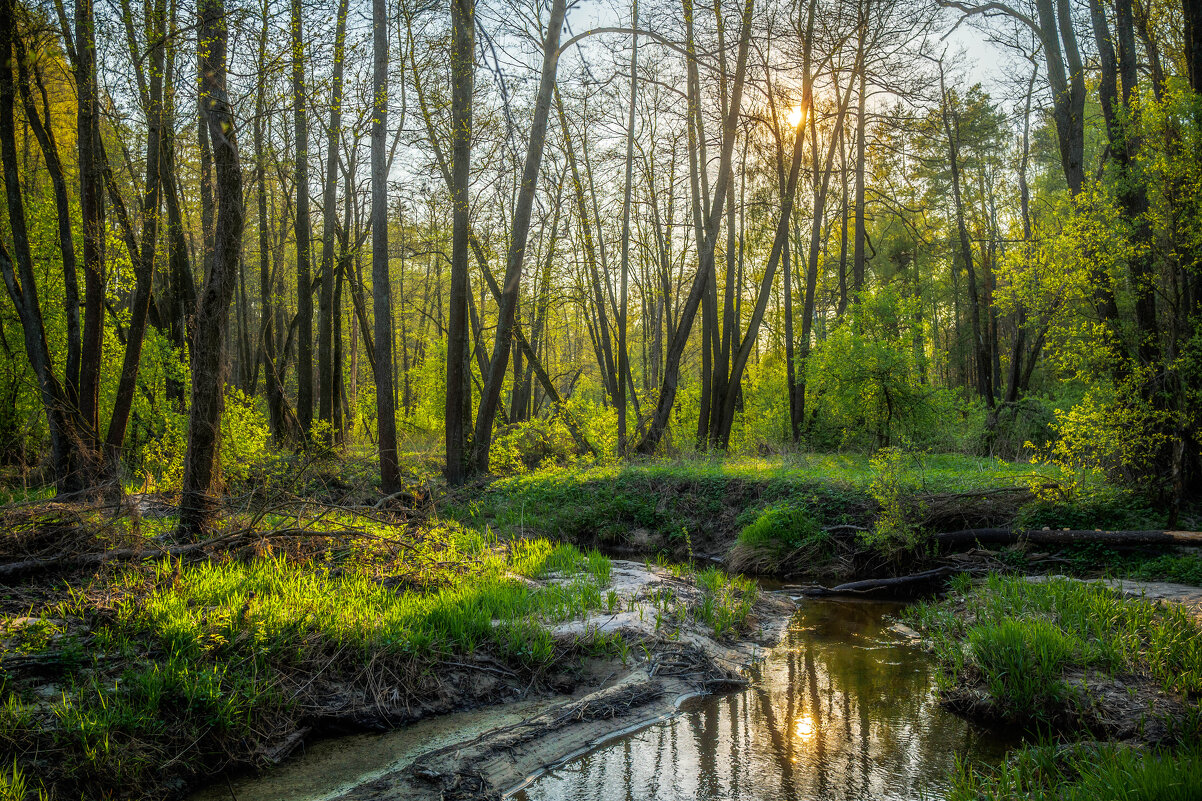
xmin=0 ymin=0 xmax=1201 ymax=797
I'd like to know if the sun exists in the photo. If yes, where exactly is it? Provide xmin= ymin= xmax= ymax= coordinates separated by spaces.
xmin=786 ymin=105 xmax=805 ymax=128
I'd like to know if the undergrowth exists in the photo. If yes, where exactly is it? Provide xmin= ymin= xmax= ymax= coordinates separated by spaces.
xmin=904 ymin=574 xmax=1202 ymax=727
xmin=948 ymin=742 xmax=1202 ymax=801
xmin=0 ymin=524 xmax=619 ymax=798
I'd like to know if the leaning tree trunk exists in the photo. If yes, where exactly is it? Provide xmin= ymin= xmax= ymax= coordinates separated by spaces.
xmin=178 ymin=0 xmax=244 ymax=538
xmin=469 ymin=0 xmax=568 ymax=474
xmin=636 ymin=0 xmax=755 ymax=455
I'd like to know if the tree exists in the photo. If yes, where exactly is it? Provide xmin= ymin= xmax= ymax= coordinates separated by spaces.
xmin=178 ymin=0 xmax=244 ymax=537
xmin=373 ymin=0 xmax=400 ymax=495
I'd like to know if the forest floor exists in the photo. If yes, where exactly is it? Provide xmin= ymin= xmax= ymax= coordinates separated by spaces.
xmin=0 ymin=451 xmax=1199 ymax=800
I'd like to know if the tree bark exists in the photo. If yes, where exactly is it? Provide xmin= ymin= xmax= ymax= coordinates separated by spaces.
xmin=292 ymin=0 xmax=314 ymax=437
xmin=178 ymin=0 xmax=244 ymax=538
xmin=318 ymin=0 xmax=350 ymax=439
xmin=445 ymin=0 xmax=474 ymax=484
xmin=616 ymin=0 xmax=638 ymax=455
xmin=373 ymin=0 xmax=400 ymax=495
xmin=635 ymin=0 xmax=755 ymax=455
xmin=76 ymin=0 xmax=104 ymax=446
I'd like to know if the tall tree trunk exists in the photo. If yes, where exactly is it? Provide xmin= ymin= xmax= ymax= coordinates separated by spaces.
xmin=14 ymin=46 xmax=79 ymax=409
xmin=372 ymin=0 xmax=400 ymax=495
xmin=636 ymin=0 xmax=755 ymax=455
xmin=318 ymin=0 xmax=350 ymax=439
xmin=104 ymin=0 xmax=165 ymax=463
xmin=76 ymin=0 xmax=104 ymax=446
xmin=1185 ymin=0 xmax=1202 ymax=93
xmin=617 ymin=0 xmax=638 ymax=454
xmin=0 ymin=0 xmax=97 ymax=494
xmin=445 ymin=0 xmax=474 ymax=484
xmin=255 ymin=0 xmax=289 ymax=442
xmin=178 ymin=0 xmax=244 ymax=537
xmin=292 ymin=0 xmax=314 ymax=437
xmin=940 ymin=66 xmax=993 ymax=408
xmin=851 ymin=31 xmax=868 ymax=298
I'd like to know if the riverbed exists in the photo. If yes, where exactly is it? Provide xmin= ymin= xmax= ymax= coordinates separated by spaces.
xmin=513 ymin=599 xmax=1016 ymax=800
xmin=196 ymin=591 xmax=1016 ymax=801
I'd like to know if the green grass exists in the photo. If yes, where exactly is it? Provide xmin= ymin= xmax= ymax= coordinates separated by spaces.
xmin=736 ymin=501 xmax=827 ymax=552
xmin=0 ymin=525 xmax=620 ymax=797
xmin=449 ymin=454 xmax=1049 ymax=548
xmin=692 ymin=566 xmax=759 ymax=638
xmin=904 ymin=574 xmax=1202 ymax=724
xmin=948 ymin=742 xmax=1202 ymax=801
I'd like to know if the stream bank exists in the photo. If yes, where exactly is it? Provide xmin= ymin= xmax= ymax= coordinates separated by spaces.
xmin=191 ymin=558 xmax=793 ymax=801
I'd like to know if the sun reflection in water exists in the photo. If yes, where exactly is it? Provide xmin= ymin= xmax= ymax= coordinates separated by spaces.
xmin=794 ymin=714 xmax=816 ymax=742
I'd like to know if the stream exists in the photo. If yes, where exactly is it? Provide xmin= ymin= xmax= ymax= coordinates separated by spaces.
xmin=514 ymin=598 xmax=1016 ymax=801
xmin=195 ymin=598 xmax=1018 ymax=801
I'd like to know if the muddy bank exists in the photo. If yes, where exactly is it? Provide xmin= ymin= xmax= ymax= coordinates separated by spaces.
xmin=191 ymin=560 xmax=793 ymax=801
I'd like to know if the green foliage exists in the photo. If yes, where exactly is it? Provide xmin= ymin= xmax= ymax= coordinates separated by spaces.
xmin=0 ymin=759 xmax=46 ymax=801
xmin=141 ymin=388 xmax=271 ymax=492
xmin=691 ymin=566 xmax=758 ymax=638
xmin=805 ymin=289 xmax=972 ymax=452
xmin=967 ymin=619 xmax=1074 ymax=713
xmin=861 ymin=447 xmax=927 ymax=560
xmin=489 ymin=416 xmax=578 ymax=474
xmin=948 ymin=743 xmax=1202 ymax=801
xmin=736 ymin=501 xmax=826 ymax=554
xmin=1032 ymin=369 xmax=1174 ymax=496
xmin=904 ymin=574 xmax=1202 ymax=726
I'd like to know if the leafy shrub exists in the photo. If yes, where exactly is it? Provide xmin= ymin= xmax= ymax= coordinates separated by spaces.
xmin=861 ymin=447 xmax=928 ymax=560
xmin=805 ymin=289 xmax=976 ymax=452
xmin=489 ymin=417 xmax=578 ymax=474
xmin=1033 ymin=370 xmax=1174 ymax=496
xmin=142 ymin=388 xmax=271 ymax=492
xmin=737 ymin=501 xmax=826 ymax=554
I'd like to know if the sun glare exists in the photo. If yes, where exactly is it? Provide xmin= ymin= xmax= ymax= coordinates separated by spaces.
xmin=786 ymin=106 xmax=805 ymax=128
xmin=794 ymin=715 xmax=816 ymax=741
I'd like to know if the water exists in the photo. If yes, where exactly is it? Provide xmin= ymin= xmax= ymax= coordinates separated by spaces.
xmin=512 ymin=599 xmax=1017 ymax=801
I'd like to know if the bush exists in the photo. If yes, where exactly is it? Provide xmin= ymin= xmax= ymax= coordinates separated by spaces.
xmin=141 ymin=388 xmax=271 ymax=492
xmin=489 ymin=417 xmax=577 ymax=475
xmin=860 ymin=447 xmax=928 ymax=561
xmin=737 ymin=502 xmax=825 ymax=553
xmin=805 ymin=289 xmax=977 ymax=452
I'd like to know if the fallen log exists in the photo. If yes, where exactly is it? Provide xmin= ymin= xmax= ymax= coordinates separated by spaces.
xmin=933 ymin=529 xmax=1202 ymax=549
xmin=794 ymin=566 xmax=958 ymax=598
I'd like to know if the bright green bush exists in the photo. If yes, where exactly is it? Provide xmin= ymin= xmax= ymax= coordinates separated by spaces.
xmin=142 ymin=388 xmax=271 ymax=491
xmin=805 ymin=289 xmax=974 ymax=452
xmin=737 ymin=501 xmax=826 ymax=554
xmin=489 ymin=417 xmax=578 ymax=474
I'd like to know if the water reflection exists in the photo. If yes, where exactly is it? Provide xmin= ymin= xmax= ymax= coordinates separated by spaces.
xmin=514 ymin=599 xmax=1016 ymax=801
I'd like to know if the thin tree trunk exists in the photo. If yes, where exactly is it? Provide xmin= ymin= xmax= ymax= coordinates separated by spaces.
xmin=318 ymin=0 xmax=350 ymax=438
xmin=617 ymin=0 xmax=638 ymax=454
xmin=104 ymin=0 xmax=166 ymax=462
xmin=445 ymin=0 xmax=474 ymax=484
xmin=470 ymin=0 xmax=568 ymax=473
xmin=372 ymin=0 xmax=400 ymax=494
xmin=76 ymin=0 xmax=104 ymax=446
xmin=292 ymin=0 xmax=314 ymax=437
xmin=636 ymin=0 xmax=755 ymax=455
